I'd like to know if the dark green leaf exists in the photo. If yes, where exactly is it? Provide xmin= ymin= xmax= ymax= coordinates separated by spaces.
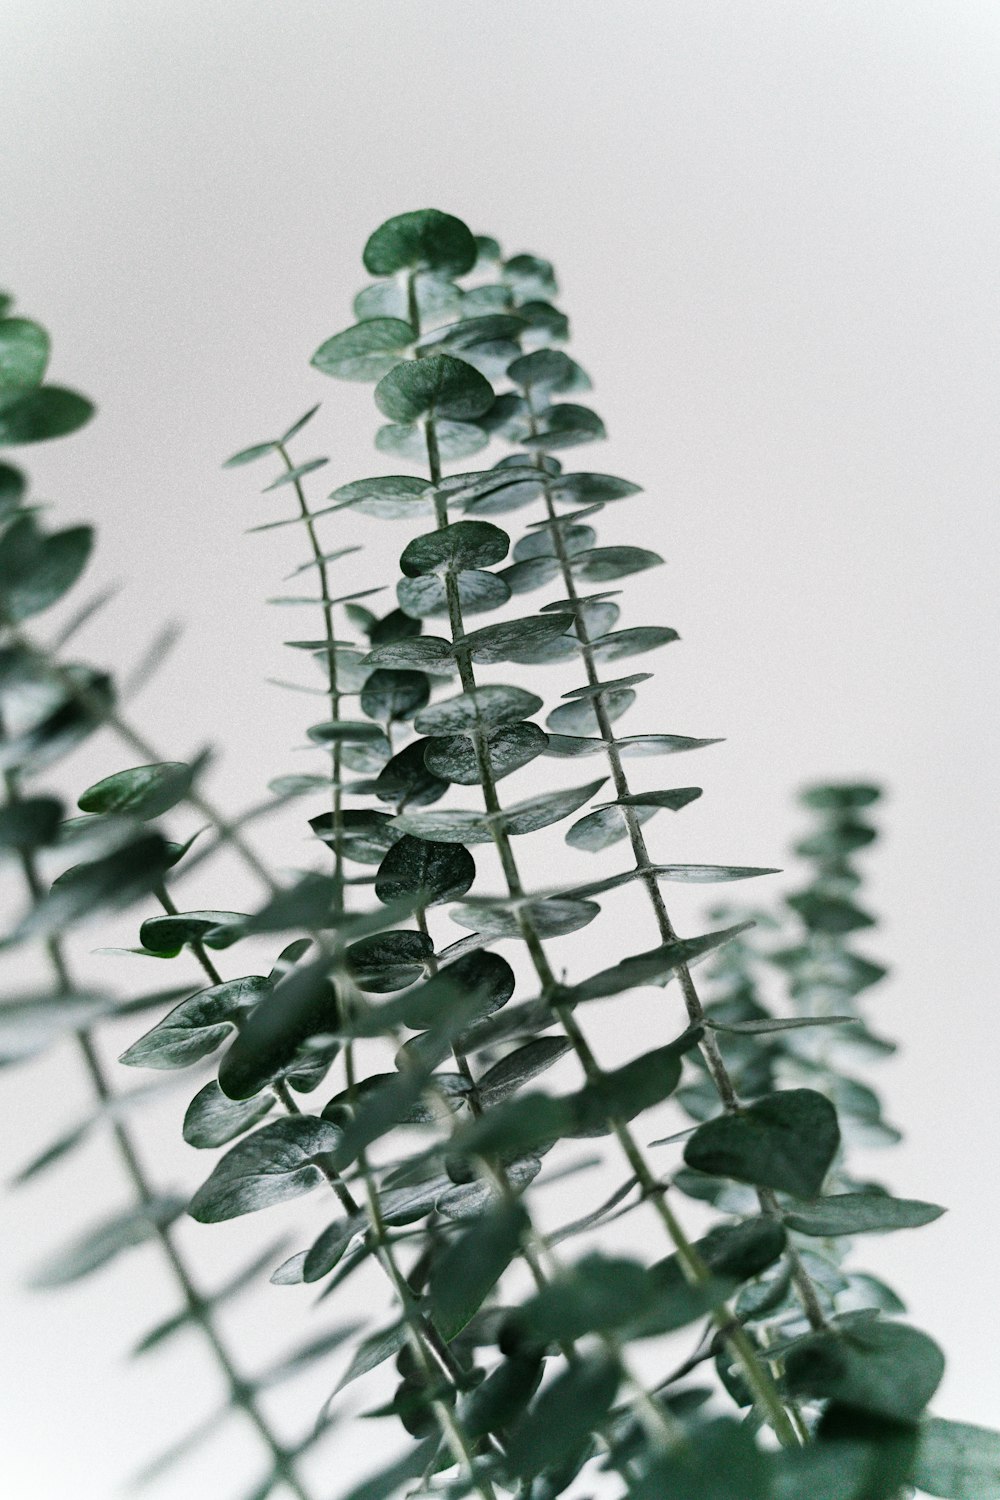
xmin=311 ymin=318 xmax=414 ymax=381
xmin=460 ymin=1353 xmax=544 ymax=1441
xmin=571 ymin=1034 xmax=696 ymax=1134
xmin=307 ymin=719 xmax=388 ymax=745
xmin=0 ymin=516 xmax=93 ymax=621
xmin=189 ymin=1116 xmax=342 ymax=1223
xmin=0 ymin=386 xmax=93 ymax=445
xmin=397 ymin=566 xmax=510 ymax=619
xmin=78 ymin=761 xmax=195 ymax=820
xmin=363 ymin=209 xmax=477 ymax=277
xmin=360 ymin=668 xmax=429 ymax=723
xmin=218 ymin=960 xmax=338 ymax=1099
xmin=138 ymin=910 xmax=248 ymax=957
xmin=451 ymin=894 xmax=599 ymax=939
xmin=632 ymin=1418 xmax=771 ymax=1500
xmin=414 ymin=684 xmax=542 ymax=734
xmin=565 ymin=801 xmax=660 ymax=852
xmin=120 ymin=976 xmax=270 ymax=1069
xmin=302 ymin=1216 xmax=363 ymax=1283
xmin=424 ymin=722 xmax=547 ymax=784
xmin=524 ymin=402 xmax=606 ymax=450
xmin=782 ymin=1193 xmax=945 ymax=1237
xmin=0 ymin=795 xmax=62 ymax=852
xmin=374 ymin=834 xmax=475 ymax=906
xmin=506 ymin=1354 xmax=619 ymax=1480
xmin=390 ymin=806 xmax=492 ymax=845
xmin=787 ymin=890 xmax=875 ymax=934
xmin=346 ymin=929 xmax=433 ymax=991
xmin=914 ymin=1417 xmax=1000 ymax=1499
xmin=374 ymin=355 xmax=493 ymax=424
xmin=477 ymin=1038 xmax=572 ymax=1106
xmin=801 ymin=783 xmax=881 ymax=811
xmin=310 ymin=808 xmax=400 ymax=864
xmin=684 ymin=1089 xmax=840 ymax=1197
xmin=399 ymin=951 xmax=515 ymax=1031
xmin=400 ymin=520 xmax=509 ymax=577
xmin=785 ymin=1321 xmax=944 ymax=1421
xmin=182 ymin=1080 xmax=275 ymax=1148
xmin=364 ymin=635 xmax=454 ymax=670
xmin=0 ymin=316 xmax=50 ymax=392
xmin=429 ymin=1200 xmax=527 ymax=1340
xmin=374 ymin=739 xmax=449 ymax=811
xmin=458 ymin=612 xmax=573 ymax=664
xmin=333 ymin=1321 xmax=408 ymax=1392
xmin=508 ymin=348 xmax=589 ymax=396
xmin=559 ymin=924 xmax=751 ymax=1004
xmin=223 ymin=439 xmax=277 ymax=468
xmin=18 ymin=834 xmax=172 ymax=938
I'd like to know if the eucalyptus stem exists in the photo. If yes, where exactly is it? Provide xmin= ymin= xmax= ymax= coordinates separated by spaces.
xmin=532 ymin=458 xmax=827 ymax=1337
xmin=407 ymin=291 xmax=799 ymax=1449
xmin=2 ymin=772 xmax=315 ymax=1500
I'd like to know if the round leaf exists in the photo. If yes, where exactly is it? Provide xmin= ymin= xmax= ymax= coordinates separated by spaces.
xmin=0 ymin=317 xmax=50 ymax=393
xmin=0 ymin=386 xmax=94 ymax=445
xmin=684 ymin=1089 xmax=840 ymax=1198
xmin=414 ymin=684 xmax=542 ymax=735
xmin=374 ymin=834 xmax=475 ymax=906
xmin=363 ymin=209 xmax=478 ymax=278
xmin=311 ymin=318 xmax=414 ymax=381
xmin=78 ymin=762 xmax=195 ymax=821
xmin=374 ymin=355 xmax=494 ymax=424
xmin=400 ymin=520 xmax=509 ymax=577
xmin=424 ymin=722 xmax=547 ymax=784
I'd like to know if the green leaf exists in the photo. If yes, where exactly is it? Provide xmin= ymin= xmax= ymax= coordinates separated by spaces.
xmin=424 ymin=722 xmax=547 ymax=784
xmin=550 ymin=471 xmax=641 ymax=504
xmin=505 ymin=1354 xmax=619 ymax=1480
xmin=399 ymin=951 xmax=515 ymax=1031
xmin=782 ymin=1193 xmax=945 ymax=1237
xmin=545 ymin=689 xmax=634 ymax=735
xmin=363 ymin=209 xmax=478 ymax=277
xmin=684 ymin=1089 xmax=840 ymax=1197
xmin=915 ymin=1417 xmax=1000 ymax=1498
xmin=0 ymin=386 xmax=94 ymax=445
xmin=707 ymin=1015 xmax=854 ymax=1035
xmin=559 ymin=924 xmax=751 ymax=1004
xmin=787 ymin=890 xmax=875 ymax=934
xmin=400 ymin=519 xmax=509 ymax=577
xmin=28 ymin=1196 xmax=185 ymax=1288
xmin=508 ymin=348 xmax=590 ymax=396
xmin=301 ymin=1216 xmax=363 ymax=1283
xmin=460 ymin=1353 xmax=544 ymax=1442
xmin=364 ymin=635 xmax=454 ymax=670
xmin=120 ymin=976 xmax=270 ymax=1069
xmin=696 ymin=1215 xmax=788 ymax=1281
xmin=374 ymin=834 xmax=475 ymax=906
xmin=452 ymin=894 xmax=600 ymax=939
xmin=333 ymin=1320 xmax=409 ymax=1392
xmin=374 ymin=738 xmax=449 ymax=811
xmin=218 ymin=960 xmax=339 ymax=1099
xmin=590 ymin=625 xmax=679 ymax=662
xmin=17 ymin=834 xmax=172 ymax=939
xmin=0 ymin=317 xmax=50 ymax=392
xmin=477 ymin=1038 xmax=572 ymax=1106
xmin=565 ymin=801 xmax=660 ymax=852
xmin=503 ymin=254 xmax=558 ymax=299
xmin=785 ymin=1320 xmax=944 ymax=1421
xmin=78 ymin=761 xmax=195 ymax=820
xmin=222 ymin=438 xmax=277 ymax=468
xmin=524 ymin=402 xmax=606 ymax=450
xmin=0 ymin=516 xmax=93 ymax=621
xmin=495 ymin=777 xmax=605 ymax=837
xmin=572 ymin=545 xmax=663 ymax=581
xmin=311 ymin=318 xmax=414 ymax=381
xmin=139 ymin=910 xmax=248 ymax=956
xmin=632 ymin=1418 xmax=771 ymax=1500
xmin=429 ymin=1200 xmax=528 ymax=1340
xmin=571 ymin=1034 xmax=696 ymax=1134
xmin=0 ymin=795 xmax=62 ymax=852
xmin=360 ymin=668 xmax=429 ymax=723
xmin=376 ymin=418 xmax=487 ymax=461
xmin=307 ymin=719 xmax=388 ymax=745
xmin=397 ymin=567 xmax=509 ymax=620
xmin=330 ymin=473 xmax=432 ymax=519
xmin=801 ymin=782 xmax=881 ymax=811
xmin=188 ymin=1116 xmax=342 ymax=1223
xmin=518 ymin=299 xmax=570 ymax=345
xmin=458 ymin=611 xmax=574 ymax=665
xmin=346 ymin=929 xmax=433 ymax=991
xmin=328 ymin=1068 xmax=430 ymax=1169
xmin=182 ymin=1080 xmax=275 ymax=1148
xmin=414 ymin=683 xmax=542 ymax=734
xmin=311 ymin=808 xmax=401 ymax=864
xmin=374 ymin=354 xmax=494 ymax=424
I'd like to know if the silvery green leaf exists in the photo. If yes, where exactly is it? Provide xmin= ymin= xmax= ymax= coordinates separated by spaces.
xmin=782 ymin=1192 xmax=945 ymax=1237
xmin=120 ymin=975 xmax=270 ymax=1069
xmin=459 ymin=612 xmax=574 ymax=665
xmin=363 ymin=210 xmax=478 ymax=278
xmin=572 ymin=545 xmax=662 ymax=581
xmin=424 ymin=722 xmax=547 ymax=784
xmin=374 ymin=355 xmax=494 ymax=424
xmin=414 ymin=684 xmax=542 ymax=734
xmin=397 ymin=568 xmax=509 ymax=619
xmin=375 ymin=417 xmax=488 ymax=461
xmin=545 ymin=689 xmax=634 ymax=735
xmin=311 ymin=318 xmax=414 ymax=381
xmin=329 ymin=474 xmax=431 ymax=519
xmin=182 ymin=1080 xmax=275 ymax=1148
xmin=189 ymin=1117 xmax=342 ymax=1223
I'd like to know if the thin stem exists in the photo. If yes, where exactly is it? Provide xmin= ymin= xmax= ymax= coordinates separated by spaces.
xmin=413 ymin=387 xmax=800 ymax=1446
xmin=2 ymin=773 xmax=314 ymax=1500
xmin=535 ymin=460 xmax=827 ymax=1336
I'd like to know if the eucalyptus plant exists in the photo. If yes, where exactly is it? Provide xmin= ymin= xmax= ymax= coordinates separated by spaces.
xmin=2 ymin=213 xmax=999 ymax=1500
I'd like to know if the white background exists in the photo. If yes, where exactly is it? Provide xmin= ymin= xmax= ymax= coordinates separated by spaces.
xmin=2 ymin=2 xmax=999 ymax=1496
